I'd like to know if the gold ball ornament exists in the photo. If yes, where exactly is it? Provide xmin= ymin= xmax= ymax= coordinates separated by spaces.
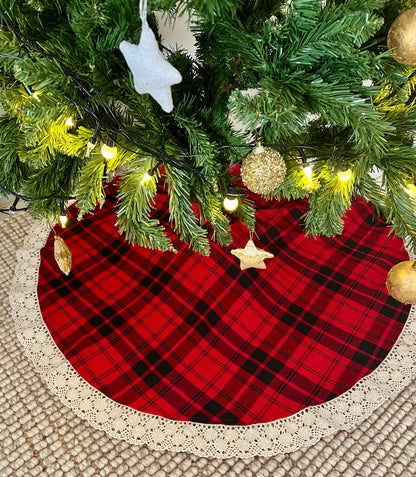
xmin=387 ymin=8 xmax=416 ymax=65
xmin=241 ymin=144 xmax=286 ymax=195
xmin=386 ymin=261 xmax=416 ymax=304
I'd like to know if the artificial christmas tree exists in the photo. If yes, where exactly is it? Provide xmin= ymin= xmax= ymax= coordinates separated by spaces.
xmin=1 ymin=0 xmax=416 ymax=257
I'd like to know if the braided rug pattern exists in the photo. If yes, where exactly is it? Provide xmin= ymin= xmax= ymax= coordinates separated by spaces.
xmin=1 ymin=213 xmax=416 ymax=475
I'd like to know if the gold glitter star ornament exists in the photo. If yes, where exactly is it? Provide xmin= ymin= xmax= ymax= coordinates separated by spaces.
xmin=231 ymin=239 xmax=274 ymax=270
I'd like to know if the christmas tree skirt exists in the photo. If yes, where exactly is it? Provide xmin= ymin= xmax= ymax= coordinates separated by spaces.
xmin=10 ymin=186 xmax=416 ymax=458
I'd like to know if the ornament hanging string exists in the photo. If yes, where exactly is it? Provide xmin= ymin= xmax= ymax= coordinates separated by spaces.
xmin=139 ymin=0 xmax=147 ymax=22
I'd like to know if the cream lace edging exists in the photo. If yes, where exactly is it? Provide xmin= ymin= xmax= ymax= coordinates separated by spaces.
xmin=9 ymin=220 xmax=416 ymax=458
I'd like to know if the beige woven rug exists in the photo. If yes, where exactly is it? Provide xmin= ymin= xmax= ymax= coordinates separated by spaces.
xmin=1 ymin=213 xmax=416 ymax=476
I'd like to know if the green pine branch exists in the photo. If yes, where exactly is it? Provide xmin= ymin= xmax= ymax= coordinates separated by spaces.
xmin=116 ymin=162 xmax=174 ymax=251
xmin=24 ymin=151 xmax=83 ymax=220
xmin=165 ymin=165 xmax=210 ymax=255
xmin=0 ymin=117 xmax=30 ymax=194
xmin=305 ymin=166 xmax=353 ymax=236
xmin=75 ymin=155 xmax=106 ymax=217
xmin=197 ymin=188 xmax=232 ymax=247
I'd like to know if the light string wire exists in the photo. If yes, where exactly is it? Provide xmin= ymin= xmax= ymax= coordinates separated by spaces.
xmin=0 ymin=10 xmax=204 ymax=174
xmin=0 ymin=9 xmax=214 ymax=209
xmin=1 ymin=9 xmax=407 ymax=209
xmin=0 ymin=10 xmax=272 ymax=209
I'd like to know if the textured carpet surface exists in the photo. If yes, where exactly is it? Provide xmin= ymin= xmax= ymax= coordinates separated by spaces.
xmin=1 ymin=213 xmax=416 ymax=476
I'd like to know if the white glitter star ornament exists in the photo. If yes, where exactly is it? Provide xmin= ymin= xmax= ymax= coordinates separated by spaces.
xmin=231 ymin=239 xmax=274 ymax=271
xmin=119 ymin=0 xmax=182 ymax=113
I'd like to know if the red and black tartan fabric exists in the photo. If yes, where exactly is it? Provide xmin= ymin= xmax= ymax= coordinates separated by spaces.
xmin=38 ymin=184 xmax=410 ymax=425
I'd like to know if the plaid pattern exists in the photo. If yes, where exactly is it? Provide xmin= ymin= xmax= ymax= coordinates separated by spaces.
xmin=38 ymin=184 xmax=410 ymax=425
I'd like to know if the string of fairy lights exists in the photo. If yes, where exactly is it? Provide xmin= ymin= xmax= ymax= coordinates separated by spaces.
xmin=1 ymin=9 xmax=416 ymax=225
xmin=0 ymin=10 xmax=209 ymax=166
xmin=1 ymin=9 xmax=276 ymax=221
xmin=0 ymin=10 xmax=206 ymax=222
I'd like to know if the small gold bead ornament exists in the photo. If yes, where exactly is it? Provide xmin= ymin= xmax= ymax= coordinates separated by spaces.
xmin=386 ymin=261 xmax=416 ymax=304
xmin=241 ymin=144 xmax=286 ymax=195
xmin=387 ymin=8 xmax=416 ymax=65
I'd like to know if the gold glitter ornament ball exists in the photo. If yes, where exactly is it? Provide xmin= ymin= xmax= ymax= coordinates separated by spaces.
xmin=241 ymin=144 xmax=286 ymax=194
xmin=387 ymin=8 xmax=416 ymax=65
xmin=386 ymin=261 xmax=416 ymax=304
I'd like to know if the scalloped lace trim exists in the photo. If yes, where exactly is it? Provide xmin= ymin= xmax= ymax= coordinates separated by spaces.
xmin=9 ymin=220 xmax=416 ymax=458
